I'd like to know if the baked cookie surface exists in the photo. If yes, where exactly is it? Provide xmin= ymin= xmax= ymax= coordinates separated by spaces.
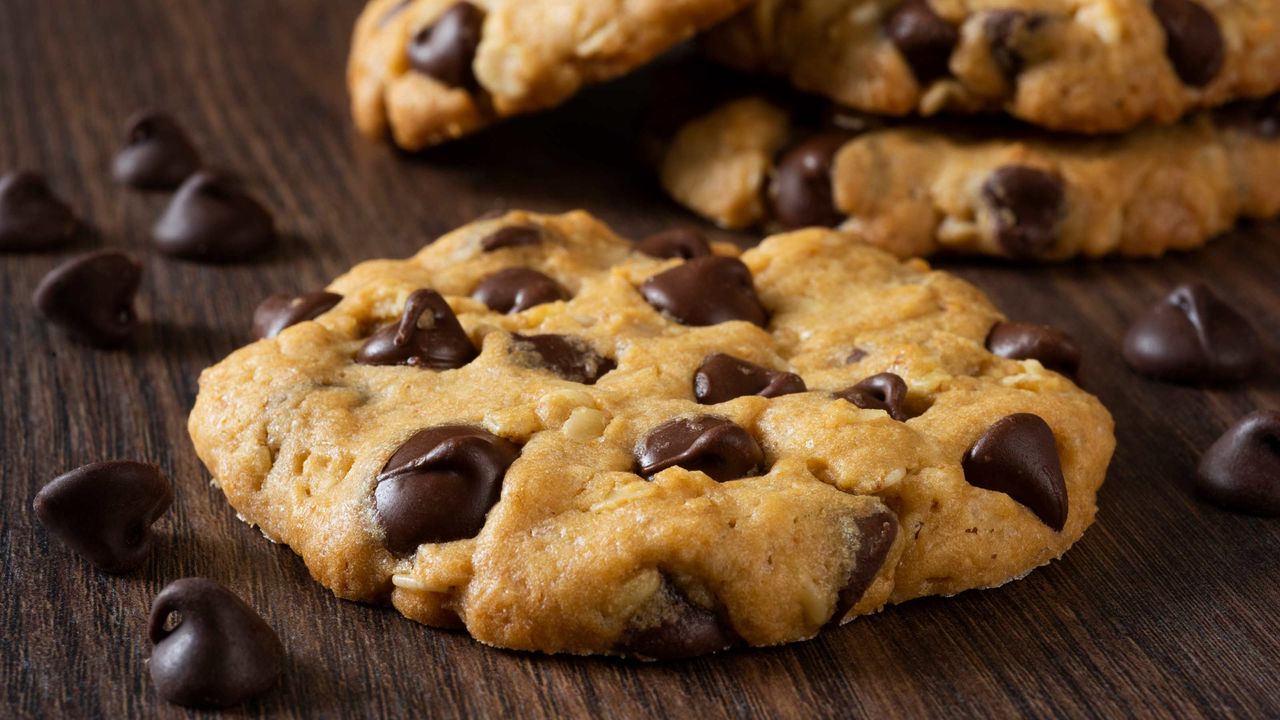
xmin=189 ymin=210 xmax=1113 ymax=657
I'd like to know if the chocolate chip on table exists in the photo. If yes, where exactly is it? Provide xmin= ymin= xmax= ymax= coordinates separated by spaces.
xmin=472 ymin=267 xmax=566 ymax=313
xmin=149 ymin=578 xmax=285 ymax=708
xmin=963 ymin=413 xmax=1068 ymax=531
xmin=357 ymin=288 xmax=478 ymax=368
xmin=693 ymin=353 xmax=805 ymax=404
xmin=986 ymin=321 xmax=1082 ymax=378
xmin=33 ymin=250 xmax=142 ymax=348
xmin=511 ymin=333 xmax=615 ymax=384
xmin=479 ymin=224 xmax=541 ymax=252
xmin=984 ymin=10 xmax=1047 ymax=77
xmin=152 ymin=171 xmax=275 ymax=262
xmin=408 ymin=1 xmax=485 ymax=89
xmin=252 ymin=291 xmax=342 ymax=339
xmin=635 ymin=227 xmax=711 ymax=259
xmin=770 ymin=132 xmax=849 ymax=229
xmin=635 ymin=415 xmax=763 ymax=482
xmin=836 ymin=373 xmax=911 ymax=421
xmin=623 ymin=580 xmax=737 ymax=660
xmin=981 ymin=165 xmax=1064 ymax=259
xmin=1122 ymin=283 xmax=1262 ymax=384
xmin=830 ymin=511 xmax=899 ymax=623
xmin=0 ymin=171 xmax=77 ymax=252
xmin=886 ymin=0 xmax=959 ymax=84
xmin=1151 ymin=0 xmax=1224 ymax=87
xmin=1196 ymin=411 xmax=1280 ymax=516
xmin=640 ymin=256 xmax=768 ymax=327
xmin=32 ymin=461 xmax=172 ymax=574
xmin=375 ymin=425 xmax=519 ymax=552
xmin=112 ymin=111 xmax=200 ymax=190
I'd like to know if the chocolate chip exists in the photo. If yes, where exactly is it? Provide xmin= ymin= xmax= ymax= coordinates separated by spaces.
xmin=986 ymin=321 xmax=1082 ymax=378
xmin=830 ymin=511 xmax=898 ymax=623
xmin=640 ymin=256 xmax=768 ymax=327
xmin=33 ymin=250 xmax=142 ymax=348
xmin=1196 ymin=411 xmax=1280 ymax=516
xmin=0 ymin=171 xmax=77 ymax=252
xmin=357 ymin=289 xmax=477 ymax=369
xmin=846 ymin=348 xmax=868 ymax=364
xmin=836 ymin=373 xmax=910 ymax=421
xmin=636 ymin=415 xmax=763 ymax=482
xmin=479 ymin=224 xmax=541 ymax=252
xmin=636 ymin=227 xmax=711 ymax=259
xmin=1216 ymin=94 xmax=1280 ymax=138
xmin=472 ymin=267 xmax=566 ymax=313
xmin=1122 ymin=283 xmax=1262 ymax=384
xmin=112 ymin=111 xmax=200 ymax=190
xmin=375 ymin=425 xmax=519 ymax=552
xmin=32 ymin=461 xmax=172 ymax=574
xmin=886 ymin=1 xmax=958 ymax=83
xmin=963 ymin=413 xmax=1068 ymax=531
xmin=623 ymin=580 xmax=736 ymax=660
xmin=152 ymin=171 xmax=275 ymax=262
xmin=252 ymin=291 xmax=342 ymax=339
xmin=984 ymin=10 xmax=1047 ymax=77
xmin=1152 ymin=0 xmax=1224 ymax=87
xmin=148 ymin=578 xmax=284 ymax=708
xmin=693 ymin=353 xmax=805 ymax=404
xmin=408 ymin=1 xmax=484 ymax=88
xmin=512 ymin=333 xmax=614 ymax=384
xmin=770 ymin=133 xmax=849 ymax=229
xmin=981 ymin=165 xmax=1063 ymax=259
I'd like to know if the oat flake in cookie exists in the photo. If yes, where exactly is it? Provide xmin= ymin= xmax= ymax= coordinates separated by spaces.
xmin=189 ymin=210 xmax=1114 ymax=658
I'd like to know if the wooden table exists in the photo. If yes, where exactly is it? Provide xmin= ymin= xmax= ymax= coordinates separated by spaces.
xmin=3 ymin=1 xmax=1278 ymax=717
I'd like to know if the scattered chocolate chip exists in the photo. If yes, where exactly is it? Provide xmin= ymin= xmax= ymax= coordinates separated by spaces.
xmin=148 ymin=578 xmax=284 ymax=708
xmin=770 ymin=133 xmax=849 ymax=229
xmin=0 ymin=171 xmax=77 ymax=252
xmin=32 ymin=461 xmax=172 ymax=574
xmin=112 ymin=111 xmax=200 ymax=190
xmin=984 ymin=10 xmax=1046 ymax=77
xmin=33 ymin=250 xmax=142 ymax=348
xmin=640 ymin=256 xmax=768 ymax=327
xmin=472 ymin=267 xmax=566 ymax=313
xmin=836 ymin=373 xmax=911 ymax=421
xmin=886 ymin=1 xmax=959 ymax=83
xmin=375 ymin=425 xmax=519 ymax=552
xmin=636 ymin=227 xmax=711 ymax=259
xmin=846 ymin=348 xmax=868 ymax=364
xmin=636 ymin=415 xmax=763 ymax=482
xmin=1122 ymin=283 xmax=1262 ymax=384
xmin=252 ymin=291 xmax=342 ymax=339
xmin=830 ymin=511 xmax=899 ymax=623
xmin=1152 ymin=0 xmax=1224 ymax=87
xmin=981 ymin=165 xmax=1063 ymax=259
xmin=986 ymin=321 xmax=1082 ymax=378
xmin=1196 ymin=411 xmax=1280 ymax=516
xmin=624 ymin=580 xmax=736 ymax=660
xmin=963 ymin=413 xmax=1068 ymax=531
xmin=357 ymin=289 xmax=477 ymax=369
xmin=693 ymin=353 xmax=805 ymax=404
xmin=152 ymin=171 xmax=275 ymax=262
xmin=479 ymin=224 xmax=541 ymax=252
xmin=408 ymin=1 xmax=484 ymax=88
xmin=512 ymin=333 xmax=615 ymax=384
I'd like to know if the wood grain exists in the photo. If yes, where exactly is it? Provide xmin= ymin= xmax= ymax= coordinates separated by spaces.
xmin=3 ymin=1 xmax=1278 ymax=717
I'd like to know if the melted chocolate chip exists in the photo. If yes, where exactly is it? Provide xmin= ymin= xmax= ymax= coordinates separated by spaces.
xmin=408 ymin=1 xmax=484 ymax=88
xmin=480 ymin=225 xmax=542 ymax=252
xmin=836 ymin=373 xmax=911 ymax=421
xmin=512 ymin=333 xmax=615 ymax=384
xmin=624 ymin=580 xmax=736 ymax=660
xmin=252 ymin=291 xmax=342 ymax=339
xmin=1152 ymin=0 xmax=1224 ymax=87
xmin=636 ymin=415 xmax=763 ymax=482
xmin=152 ymin=171 xmax=275 ymax=262
xmin=831 ymin=511 xmax=899 ymax=622
xmin=112 ymin=111 xmax=200 ymax=190
xmin=635 ymin=227 xmax=712 ymax=259
xmin=886 ymin=1 xmax=958 ymax=83
xmin=32 ymin=461 xmax=172 ymax=574
xmin=984 ymin=10 xmax=1046 ymax=77
xmin=375 ymin=425 xmax=519 ymax=552
xmin=640 ymin=256 xmax=768 ymax=327
xmin=963 ymin=413 xmax=1068 ymax=531
xmin=1122 ymin=283 xmax=1262 ymax=384
xmin=986 ymin=321 xmax=1082 ymax=378
xmin=693 ymin=353 xmax=805 ymax=404
xmin=846 ymin=348 xmax=868 ymax=364
xmin=472 ymin=267 xmax=566 ymax=313
xmin=148 ymin=578 xmax=284 ymax=708
xmin=1196 ymin=411 xmax=1280 ymax=516
xmin=981 ymin=165 xmax=1063 ymax=259
xmin=0 ymin=171 xmax=77 ymax=252
xmin=357 ymin=289 xmax=477 ymax=369
xmin=770 ymin=133 xmax=849 ymax=229
xmin=33 ymin=250 xmax=142 ymax=348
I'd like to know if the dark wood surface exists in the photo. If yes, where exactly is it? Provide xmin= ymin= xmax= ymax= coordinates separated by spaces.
xmin=4 ymin=1 xmax=1279 ymax=718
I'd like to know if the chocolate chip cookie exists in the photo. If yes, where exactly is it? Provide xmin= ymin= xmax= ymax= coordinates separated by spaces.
xmin=189 ymin=210 xmax=1113 ymax=657
xmin=661 ymin=94 xmax=1280 ymax=259
xmin=704 ymin=0 xmax=1280 ymax=134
